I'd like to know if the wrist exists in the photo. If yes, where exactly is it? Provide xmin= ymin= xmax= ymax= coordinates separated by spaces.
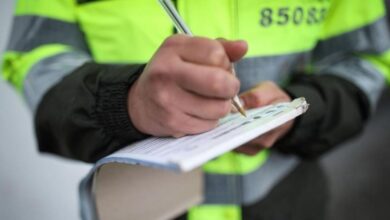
xmin=127 ymin=78 xmax=148 ymax=135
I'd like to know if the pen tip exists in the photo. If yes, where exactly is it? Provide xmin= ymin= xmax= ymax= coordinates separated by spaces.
xmin=232 ymin=99 xmax=247 ymax=118
xmin=238 ymin=108 xmax=247 ymax=118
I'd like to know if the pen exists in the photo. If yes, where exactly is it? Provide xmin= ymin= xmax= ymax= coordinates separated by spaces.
xmin=158 ymin=0 xmax=247 ymax=117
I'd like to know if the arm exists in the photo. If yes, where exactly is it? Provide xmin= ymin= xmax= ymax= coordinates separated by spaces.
xmin=3 ymin=1 xmax=249 ymax=163
xmin=35 ymin=36 xmax=248 ymax=162
xmin=2 ymin=0 xmax=148 ymax=162
xmin=276 ymin=0 xmax=390 ymax=158
xmin=236 ymin=0 xmax=390 ymax=158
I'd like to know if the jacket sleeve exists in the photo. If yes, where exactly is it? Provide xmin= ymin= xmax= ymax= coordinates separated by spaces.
xmin=275 ymin=0 xmax=390 ymax=158
xmin=35 ymin=63 xmax=149 ymax=163
xmin=2 ymin=0 xmax=149 ymax=163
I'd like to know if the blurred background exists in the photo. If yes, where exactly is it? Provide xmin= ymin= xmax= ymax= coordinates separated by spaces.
xmin=0 ymin=1 xmax=389 ymax=220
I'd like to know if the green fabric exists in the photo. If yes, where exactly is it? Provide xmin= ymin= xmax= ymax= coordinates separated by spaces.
xmin=203 ymin=150 xmax=269 ymax=175
xmin=188 ymin=205 xmax=241 ymax=220
xmin=75 ymin=0 xmax=386 ymax=60
xmin=15 ymin=0 xmax=77 ymax=22
xmin=77 ymin=0 xmax=173 ymax=63
xmin=320 ymin=0 xmax=385 ymax=39
xmin=177 ymin=0 xmax=238 ymax=39
xmin=72 ymin=0 xmax=388 ymax=64
xmin=361 ymin=49 xmax=390 ymax=85
xmin=179 ymin=0 xmax=330 ymax=57
xmin=2 ymin=45 xmax=71 ymax=91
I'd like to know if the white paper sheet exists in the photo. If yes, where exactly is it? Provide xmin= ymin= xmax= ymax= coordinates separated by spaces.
xmin=107 ymin=98 xmax=308 ymax=172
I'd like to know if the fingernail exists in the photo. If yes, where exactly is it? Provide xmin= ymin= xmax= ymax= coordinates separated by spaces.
xmin=173 ymin=133 xmax=184 ymax=138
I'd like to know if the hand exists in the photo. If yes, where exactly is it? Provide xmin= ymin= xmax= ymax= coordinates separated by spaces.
xmin=128 ymin=35 xmax=248 ymax=137
xmin=234 ymin=81 xmax=294 ymax=155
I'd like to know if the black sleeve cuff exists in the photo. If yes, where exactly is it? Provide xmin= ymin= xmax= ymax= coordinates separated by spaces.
xmin=35 ymin=62 xmax=150 ymax=163
xmin=274 ymin=73 xmax=370 ymax=159
xmin=95 ymin=64 xmax=149 ymax=143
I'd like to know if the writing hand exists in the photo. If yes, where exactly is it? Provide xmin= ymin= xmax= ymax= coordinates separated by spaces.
xmin=128 ymin=35 xmax=248 ymax=137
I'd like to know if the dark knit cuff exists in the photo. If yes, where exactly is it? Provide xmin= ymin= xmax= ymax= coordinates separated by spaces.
xmin=275 ymin=74 xmax=369 ymax=159
xmin=274 ymin=83 xmax=326 ymax=156
xmin=95 ymin=64 xmax=149 ymax=142
xmin=284 ymin=83 xmax=327 ymax=131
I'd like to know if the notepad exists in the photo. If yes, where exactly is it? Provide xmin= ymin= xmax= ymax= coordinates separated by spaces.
xmin=79 ymin=98 xmax=308 ymax=220
xmin=103 ymin=97 xmax=309 ymax=172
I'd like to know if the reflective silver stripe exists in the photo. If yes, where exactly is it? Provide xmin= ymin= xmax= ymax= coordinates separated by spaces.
xmin=203 ymin=151 xmax=299 ymax=205
xmin=7 ymin=15 xmax=89 ymax=52
xmin=236 ymin=52 xmax=309 ymax=92
xmin=312 ymin=17 xmax=389 ymax=112
xmin=314 ymin=17 xmax=390 ymax=59
xmin=23 ymin=51 xmax=91 ymax=112
xmin=315 ymin=55 xmax=385 ymax=112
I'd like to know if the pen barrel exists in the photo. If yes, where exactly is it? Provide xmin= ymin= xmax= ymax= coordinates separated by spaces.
xmin=159 ymin=0 xmax=193 ymax=35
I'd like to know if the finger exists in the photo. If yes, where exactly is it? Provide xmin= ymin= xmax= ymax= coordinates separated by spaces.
xmin=234 ymin=142 xmax=265 ymax=156
xmin=175 ymin=62 xmax=240 ymax=99
xmin=240 ymin=81 xmax=289 ymax=108
xmin=177 ymin=37 xmax=231 ymax=70
xmin=153 ymin=104 xmax=219 ymax=137
xmin=251 ymin=121 xmax=293 ymax=147
xmin=171 ymin=86 xmax=232 ymax=120
xmin=171 ymin=112 xmax=219 ymax=136
xmin=217 ymin=39 xmax=248 ymax=62
xmin=252 ymin=131 xmax=280 ymax=148
xmin=234 ymin=120 xmax=293 ymax=155
xmin=173 ymin=133 xmax=186 ymax=138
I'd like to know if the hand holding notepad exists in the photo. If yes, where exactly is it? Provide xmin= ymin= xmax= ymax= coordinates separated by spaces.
xmin=235 ymin=81 xmax=296 ymax=155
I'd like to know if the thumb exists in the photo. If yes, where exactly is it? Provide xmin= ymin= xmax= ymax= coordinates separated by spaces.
xmin=217 ymin=39 xmax=248 ymax=62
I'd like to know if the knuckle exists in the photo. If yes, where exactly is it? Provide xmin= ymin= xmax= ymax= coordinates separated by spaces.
xmin=162 ymin=35 xmax=185 ymax=48
xmin=245 ymin=91 xmax=262 ymax=107
xmin=232 ymin=78 xmax=241 ymax=95
xmin=209 ymin=71 xmax=226 ymax=95
xmin=251 ymin=94 xmax=263 ymax=107
xmin=208 ymin=44 xmax=227 ymax=67
xmin=264 ymin=80 xmax=277 ymax=88
xmin=148 ymin=60 xmax=177 ymax=83
xmin=224 ymin=76 xmax=240 ymax=97
xmin=162 ymin=37 xmax=176 ymax=48
xmin=148 ymin=58 xmax=169 ymax=76
xmin=155 ymin=90 xmax=170 ymax=107
xmin=210 ymin=81 xmax=224 ymax=96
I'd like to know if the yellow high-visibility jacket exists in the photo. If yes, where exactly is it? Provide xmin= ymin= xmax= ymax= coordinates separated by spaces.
xmin=3 ymin=1 xmax=390 ymax=219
